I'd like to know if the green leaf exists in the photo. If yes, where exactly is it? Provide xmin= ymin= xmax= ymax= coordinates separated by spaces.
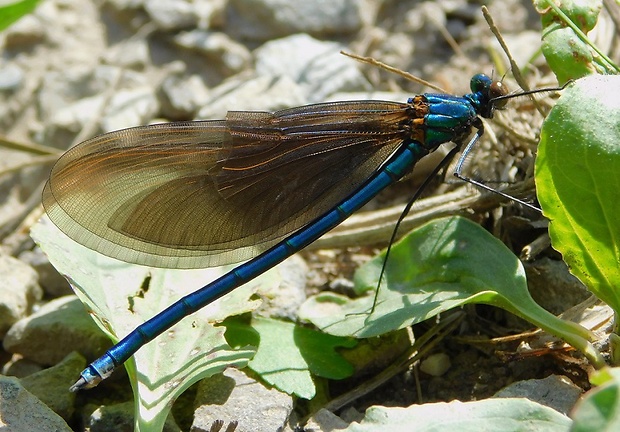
xmin=533 ymin=0 xmax=617 ymax=82
xmin=31 ymin=216 xmax=281 ymax=431
xmin=536 ymin=74 xmax=620 ymax=314
xmin=571 ymin=367 xmax=620 ymax=431
xmin=0 ymin=0 xmax=41 ymax=32
xmin=300 ymin=217 xmax=603 ymax=366
xmin=339 ymin=398 xmax=571 ymax=431
xmin=224 ymin=316 xmax=356 ymax=399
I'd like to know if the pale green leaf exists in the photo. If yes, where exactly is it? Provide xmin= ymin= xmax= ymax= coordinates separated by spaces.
xmin=300 ymin=217 xmax=602 ymax=366
xmin=536 ymin=74 xmax=620 ymax=314
xmin=339 ymin=398 xmax=571 ymax=431
xmin=224 ymin=316 xmax=355 ymax=399
xmin=31 ymin=216 xmax=284 ymax=431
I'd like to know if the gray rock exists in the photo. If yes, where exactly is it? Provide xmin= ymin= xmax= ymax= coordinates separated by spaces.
xmin=144 ymin=0 xmax=225 ymax=31
xmin=91 ymin=65 xmax=152 ymax=93
xmin=524 ymin=257 xmax=591 ymax=315
xmin=254 ymin=34 xmax=371 ymax=102
xmin=39 ymin=65 xmax=158 ymax=148
xmin=101 ymin=86 xmax=159 ymax=132
xmin=20 ymin=352 xmax=86 ymax=422
xmin=3 ymin=295 xmax=111 ymax=366
xmin=0 ymin=63 xmax=25 ymax=92
xmin=226 ymin=0 xmax=365 ymax=41
xmin=174 ymin=30 xmax=252 ymax=76
xmin=43 ymin=94 xmax=107 ymax=149
xmin=39 ymin=96 xmax=105 ymax=150
xmin=493 ymin=374 xmax=583 ymax=416
xmin=103 ymin=38 xmax=151 ymax=70
xmin=19 ymin=248 xmax=73 ymax=298
xmin=305 ymin=408 xmax=349 ymax=431
xmin=197 ymin=73 xmax=307 ymax=119
xmin=0 ymin=254 xmax=42 ymax=338
xmin=359 ymin=30 xmax=417 ymax=77
xmin=38 ymin=67 xmax=101 ymax=122
xmin=192 ymin=368 xmax=293 ymax=432
xmin=401 ymin=1 xmax=447 ymax=33
xmin=0 ymin=376 xmax=72 ymax=431
xmin=2 ymin=355 xmax=44 ymax=378
xmin=144 ymin=0 xmax=198 ymax=30
xmin=2 ymin=14 xmax=47 ymax=48
xmin=159 ymin=73 xmax=211 ymax=120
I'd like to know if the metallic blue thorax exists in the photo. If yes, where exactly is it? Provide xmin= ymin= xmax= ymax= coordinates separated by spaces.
xmin=409 ymin=73 xmax=502 ymax=150
xmin=421 ymin=93 xmax=479 ymax=148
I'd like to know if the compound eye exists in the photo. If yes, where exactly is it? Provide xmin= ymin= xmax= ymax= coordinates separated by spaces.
xmin=490 ymin=81 xmax=508 ymax=109
xmin=470 ymin=73 xmax=491 ymax=93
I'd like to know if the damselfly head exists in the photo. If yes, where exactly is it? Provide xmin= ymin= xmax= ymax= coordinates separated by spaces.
xmin=468 ymin=73 xmax=509 ymax=118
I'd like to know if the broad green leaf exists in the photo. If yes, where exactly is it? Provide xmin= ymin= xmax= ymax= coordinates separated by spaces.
xmin=0 ymin=0 xmax=41 ymax=32
xmin=339 ymin=398 xmax=571 ymax=431
xmin=224 ymin=316 xmax=355 ymax=399
xmin=533 ymin=0 xmax=617 ymax=82
xmin=571 ymin=367 xmax=620 ymax=431
xmin=536 ymin=75 xmax=620 ymax=314
xmin=31 ymin=216 xmax=282 ymax=431
xmin=300 ymin=217 xmax=603 ymax=366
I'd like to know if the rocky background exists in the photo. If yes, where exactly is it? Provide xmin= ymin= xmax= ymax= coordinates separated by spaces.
xmin=1 ymin=0 xmax=618 ymax=431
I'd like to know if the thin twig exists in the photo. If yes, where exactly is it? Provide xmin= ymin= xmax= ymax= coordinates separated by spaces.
xmin=341 ymin=51 xmax=448 ymax=93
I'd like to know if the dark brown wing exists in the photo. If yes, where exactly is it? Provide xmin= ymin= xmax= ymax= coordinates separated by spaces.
xmin=43 ymin=101 xmax=411 ymax=268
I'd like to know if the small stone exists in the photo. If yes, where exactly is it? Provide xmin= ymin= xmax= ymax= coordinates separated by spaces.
xmin=254 ymin=34 xmax=371 ymax=102
xmin=226 ymin=0 xmax=364 ymax=41
xmin=305 ymin=409 xmax=349 ymax=431
xmin=101 ymin=86 xmax=159 ymax=132
xmin=494 ymin=375 xmax=583 ymax=416
xmin=192 ymin=368 xmax=293 ymax=432
xmin=43 ymin=95 xmax=107 ymax=149
xmin=196 ymin=73 xmax=307 ymax=119
xmin=420 ymin=353 xmax=452 ymax=377
xmin=0 ymin=376 xmax=71 ymax=431
xmin=20 ymin=352 xmax=87 ymax=422
xmin=3 ymin=15 xmax=46 ymax=47
xmin=174 ymin=30 xmax=252 ymax=76
xmin=0 ymin=63 xmax=24 ymax=92
xmin=144 ymin=0 xmax=224 ymax=31
xmin=38 ymin=68 xmax=98 ymax=121
xmin=38 ymin=66 xmax=158 ymax=148
xmin=19 ymin=248 xmax=73 ymax=298
xmin=103 ymin=38 xmax=150 ymax=70
xmin=3 ymin=296 xmax=111 ymax=366
xmin=2 ymin=354 xmax=44 ymax=378
xmin=524 ymin=257 xmax=591 ymax=315
xmin=159 ymin=73 xmax=210 ymax=120
xmin=0 ymin=254 xmax=42 ymax=338
xmin=144 ymin=0 xmax=198 ymax=30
